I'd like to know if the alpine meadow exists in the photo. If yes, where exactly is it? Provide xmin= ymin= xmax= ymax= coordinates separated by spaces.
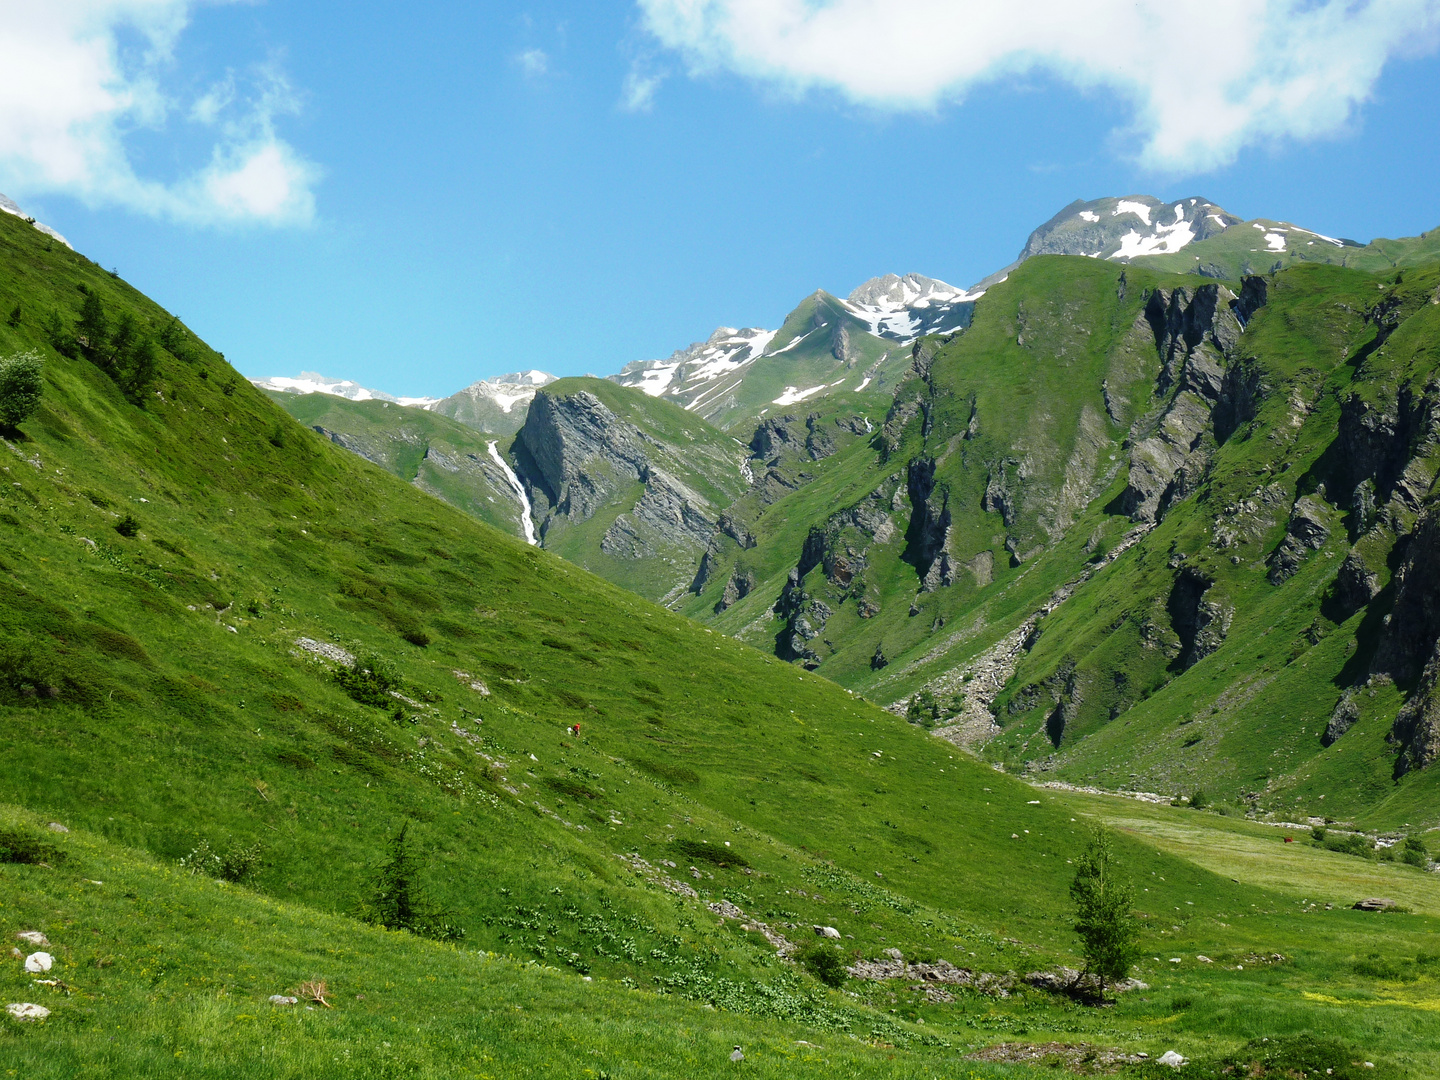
xmin=3 ymin=6 xmax=1440 ymax=1076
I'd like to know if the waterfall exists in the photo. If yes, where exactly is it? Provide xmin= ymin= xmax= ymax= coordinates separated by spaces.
xmin=487 ymin=441 xmax=538 ymax=546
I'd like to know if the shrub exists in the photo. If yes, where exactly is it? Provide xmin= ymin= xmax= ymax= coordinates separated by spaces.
xmin=6 ymin=303 xmax=19 ymax=328
xmin=797 ymin=942 xmax=847 ymax=988
xmin=180 ymin=838 xmax=264 ymax=882
xmin=401 ymin=629 xmax=431 ymax=648
xmin=334 ymin=654 xmax=400 ymax=708
xmin=1189 ymin=789 xmax=1208 ymax=810
xmin=0 ymin=827 xmax=65 ymax=865
xmin=1312 ymin=826 xmax=1327 ymax=842
xmin=0 ymin=349 xmax=44 ymax=429
xmin=1069 ymin=827 xmax=1141 ymax=999
xmin=672 ymin=837 xmax=748 ymax=868
xmin=114 ymin=513 xmax=139 ymax=537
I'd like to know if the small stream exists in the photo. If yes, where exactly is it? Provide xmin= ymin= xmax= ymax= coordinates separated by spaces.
xmin=487 ymin=440 xmax=538 ymax=546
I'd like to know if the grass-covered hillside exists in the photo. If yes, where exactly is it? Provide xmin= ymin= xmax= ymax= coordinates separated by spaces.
xmin=5 ymin=205 xmax=1440 ymax=1076
xmin=268 ymin=390 xmax=528 ymax=537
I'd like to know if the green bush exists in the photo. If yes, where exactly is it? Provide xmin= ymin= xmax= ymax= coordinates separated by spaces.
xmin=0 ymin=349 xmax=44 ymax=429
xmin=180 ymin=838 xmax=264 ymax=883
xmin=0 ymin=827 xmax=65 ymax=865
xmin=1311 ymin=826 xmax=1327 ymax=842
xmin=1189 ymin=789 xmax=1208 ymax=810
xmin=797 ymin=942 xmax=847 ymax=988
xmin=114 ymin=513 xmax=139 ymax=537
xmin=334 ymin=654 xmax=400 ymax=708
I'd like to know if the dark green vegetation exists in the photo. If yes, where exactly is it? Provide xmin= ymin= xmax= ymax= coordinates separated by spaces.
xmin=0 ymin=349 xmax=42 ymax=429
xmin=1069 ymin=829 xmax=1141 ymax=997
xmin=2 ymin=208 xmax=1440 ymax=1075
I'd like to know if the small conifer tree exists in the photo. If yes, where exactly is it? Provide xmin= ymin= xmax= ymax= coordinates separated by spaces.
xmin=363 ymin=823 xmax=464 ymax=940
xmin=1070 ymin=827 xmax=1140 ymax=998
xmin=0 ymin=350 xmax=44 ymax=430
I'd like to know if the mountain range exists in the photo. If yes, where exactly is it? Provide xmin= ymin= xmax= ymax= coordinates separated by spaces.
xmin=3 ymin=187 xmax=1440 ymax=1076
xmin=251 ymin=193 xmax=1440 ymax=819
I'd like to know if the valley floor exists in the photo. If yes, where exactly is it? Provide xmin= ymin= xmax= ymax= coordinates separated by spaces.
xmin=5 ymin=792 xmax=1438 ymax=1078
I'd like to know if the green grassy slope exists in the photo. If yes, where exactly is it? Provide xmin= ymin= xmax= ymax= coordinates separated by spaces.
xmin=268 ymin=391 xmax=528 ymax=538
xmin=4 ymin=210 xmax=1440 ymax=1075
xmin=687 ymin=256 xmax=1183 ymax=699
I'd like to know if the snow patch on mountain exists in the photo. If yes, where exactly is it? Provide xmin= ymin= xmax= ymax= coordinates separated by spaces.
xmin=0 ymin=192 xmax=72 ymax=249
xmin=772 ymin=384 xmax=828 ymax=407
xmin=251 ymin=372 xmax=439 ymax=407
xmin=612 ymin=327 xmax=777 ymax=399
xmin=841 ymin=273 xmax=980 ymax=341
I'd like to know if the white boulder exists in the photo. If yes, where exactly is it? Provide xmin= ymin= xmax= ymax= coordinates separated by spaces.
xmin=1158 ymin=1050 xmax=1187 ymax=1067
xmin=23 ymin=952 xmax=53 ymax=973
xmin=15 ymin=932 xmax=47 ymax=947
xmin=813 ymin=925 xmax=841 ymax=939
xmin=6 ymin=1003 xmax=49 ymax=1021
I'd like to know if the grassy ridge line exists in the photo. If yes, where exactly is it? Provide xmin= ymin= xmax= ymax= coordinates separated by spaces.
xmin=1131 ymin=220 xmax=1440 ymax=281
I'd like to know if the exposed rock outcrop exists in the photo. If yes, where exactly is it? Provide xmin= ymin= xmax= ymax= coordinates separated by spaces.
xmin=714 ymin=566 xmax=756 ymax=613
xmin=1267 ymin=496 xmax=1332 ymax=584
xmin=1113 ymin=280 xmax=1266 ymax=523
xmin=905 ymin=457 xmax=955 ymax=589
xmin=1166 ymin=568 xmax=1231 ymax=671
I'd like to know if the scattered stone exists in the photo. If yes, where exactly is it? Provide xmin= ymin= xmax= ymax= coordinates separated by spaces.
xmin=708 ymin=901 xmax=744 ymax=919
xmin=1196 ymin=955 xmax=1213 ymax=963
xmin=5 ymin=1003 xmax=49 ymax=1022
xmin=852 ymin=957 xmax=1013 ymax=997
xmin=293 ymin=637 xmax=356 ymax=666
xmin=15 ymin=932 xmax=47 ymax=947
xmin=813 ymin=925 xmax=841 ymax=939
xmin=1024 ymin=967 xmax=1146 ymax=995
xmin=23 ymin=953 xmax=53 ymax=973
xmin=269 ymin=995 xmax=298 ymax=1005
xmin=46 ymin=823 xmax=68 ymax=834
xmin=1158 ymin=1050 xmax=1187 ymax=1068
xmin=729 ymin=1046 xmax=744 ymax=1062
xmin=1352 ymin=898 xmax=1397 ymax=911
xmin=968 ymin=1041 xmax=1149 ymax=1071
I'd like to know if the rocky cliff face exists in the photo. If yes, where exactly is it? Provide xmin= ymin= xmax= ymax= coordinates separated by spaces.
xmin=1112 ymin=281 xmax=1263 ymax=523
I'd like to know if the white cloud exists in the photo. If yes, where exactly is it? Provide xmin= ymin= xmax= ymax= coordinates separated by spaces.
xmin=636 ymin=0 xmax=1440 ymax=172
xmin=518 ymin=48 xmax=549 ymax=77
xmin=0 ymin=0 xmax=319 ymax=225
xmin=621 ymin=66 xmax=665 ymax=112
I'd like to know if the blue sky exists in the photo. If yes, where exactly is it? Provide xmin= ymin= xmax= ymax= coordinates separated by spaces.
xmin=2 ymin=1 xmax=1439 ymax=398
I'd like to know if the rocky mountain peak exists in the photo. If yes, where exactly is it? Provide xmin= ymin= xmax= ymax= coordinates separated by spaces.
xmin=1020 ymin=195 xmax=1240 ymax=263
xmin=847 ymin=273 xmax=968 ymax=308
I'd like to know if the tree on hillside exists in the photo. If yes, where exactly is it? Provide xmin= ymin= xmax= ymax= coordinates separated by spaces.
xmin=1070 ymin=827 xmax=1141 ymax=999
xmin=73 ymin=293 xmax=158 ymax=405
xmin=0 ymin=350 xmax=44 ymax=431
xmin=361 ymin=823 xmax=464 ymax=941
